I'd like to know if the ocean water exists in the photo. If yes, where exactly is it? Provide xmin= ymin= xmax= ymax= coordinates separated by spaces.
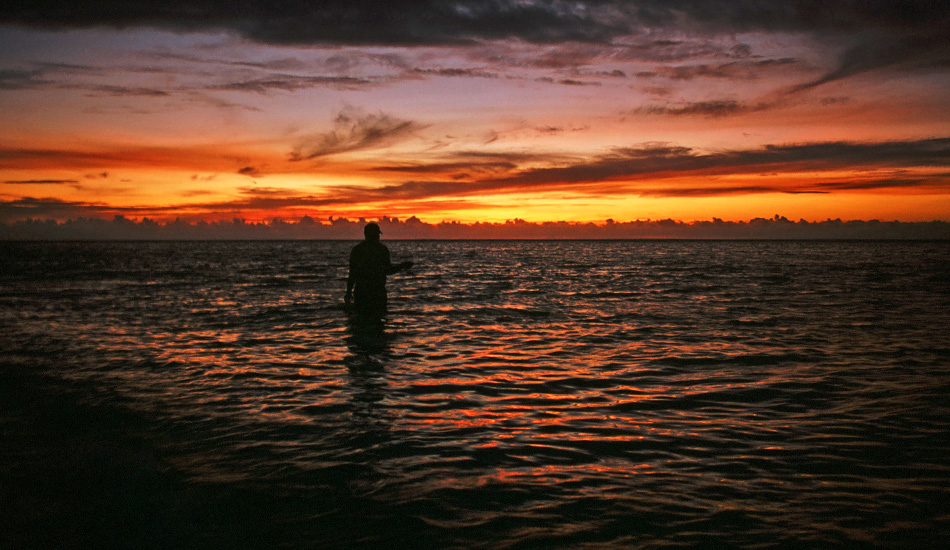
xmin=1 ymin=240 xmax=949 ymax=549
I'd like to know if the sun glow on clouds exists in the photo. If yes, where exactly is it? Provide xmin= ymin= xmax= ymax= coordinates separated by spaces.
xmin=1 ymin=1 xmax=949 ymax=230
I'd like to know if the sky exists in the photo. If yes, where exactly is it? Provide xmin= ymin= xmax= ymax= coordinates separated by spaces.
xmin=1 ymin=1 xmax=949 ymax=230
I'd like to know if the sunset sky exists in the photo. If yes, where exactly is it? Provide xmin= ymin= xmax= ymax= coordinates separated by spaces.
xmin=2 ymin=1 xmax=949 ymax=225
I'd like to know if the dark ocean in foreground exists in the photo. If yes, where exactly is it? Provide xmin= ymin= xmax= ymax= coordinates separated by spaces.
xmin=2 ymin=240 xmax=949 ymax=549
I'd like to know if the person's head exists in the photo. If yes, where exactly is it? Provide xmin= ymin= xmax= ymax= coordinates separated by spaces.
xmin=364 ymin=222 xmax=382 ymax=241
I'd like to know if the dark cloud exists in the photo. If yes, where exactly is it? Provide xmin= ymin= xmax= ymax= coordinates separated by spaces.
xmin=290 ymin=109 xmax=426 ymax=161
xmin=790 ymin=30 xmax=950 ymax=92
xmin=347 ymin=137 xmax=950 ymax=200
xmin=3 ymin=179 xmax=79 ymax=184
xmin=184 ymin=93 xmax=263 ymax=112
xmin=237 ymin=166 xmax=263 ymax=177
xmin=535 ymin=76 xmax=601 ymax=86
xmin=322 ymin=52 xmax=411 ymax=72
xmin=412 ymin=67 xmax=499 ymax=78
xmin=370 ymin=150 xmax=571 ymax=177
xmin=639 ymin=85 xmax=670 ymax=96
xmin=508 ymin=137 xmax=950 ymax=187
xmin=33 ymin=61 xmax=103 ymax=74
xmin=213 ymin=74 xmax=377 ymax=94
xmin=639 ymin=175 xmax=946 ymax=197
xmin=636 ymin=185 xmax=799 ymax=198
xmin=558 ymin=78 xmax=601 ymax=86
xmin=0 ymin=189 xmax=336 ymax=223
xmin=469 ymin=39 xmax=743 ymax=74
xmin=0 ymin=1 xmax=633 ymax=45
xmin=85 ymin=85 xmax=171 ymax=97
xmin=4 ymin=138 xmax=948 ymax=228
xmin=0 ymin=63 xmax=114 ymax=92
xmin=0 ymin=68 xmax=49 ymax=90
xmin=0 ymin=144 xmax=257 ymax=173
xmin=614 ymin=39 xmax=734 ymax=63
xmin=4 ymin=1 xmax=945 ymax=46
xmin=530 ymin=43 xmax=610 ymax=68
xmin=225 ymin=57 xmax=311 ymax=72
xmin=820 ymin=96 xmax=850 ymax=105
xmin=635 ymin=100 xmax=772 ymax=118
xmin=369 ymin=159 xmax=517 ymax=177
xmin=4 ymin=1 xmax=946 ymax=96
xmin=819 ymin=177 xmax=935 ymax=191
xmin=0 ymin=147 xmax=111 ymax=164
xmin=0 ymin=197 xmax=123 ymax=221
xmin=647 ymin=58 xmax=799 ymax=81
xmin=1 ymin=68 xmax=173 ymax=96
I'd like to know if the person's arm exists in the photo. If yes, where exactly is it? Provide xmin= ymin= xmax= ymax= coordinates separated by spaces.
xmin=385 ymin=247 xmax=413 ymax=274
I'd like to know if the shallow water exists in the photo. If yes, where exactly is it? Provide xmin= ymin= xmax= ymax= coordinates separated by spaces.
xmin=2 ymin=240 xmax=949 ymax=549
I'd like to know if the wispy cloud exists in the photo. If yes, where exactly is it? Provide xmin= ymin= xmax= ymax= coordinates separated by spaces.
xmin=412 ymin=67 xmax=499 ymax=79
xmin=645 ymin=58 xmax=799 ymax=81
xmin=506 ymin=138 xmax=950 ymax=190
xmin=3 ymin=179 xmax=79 ymax=184
xmin=343 ymin=137 xmax=950 ymax=201
xmin=237 ymin=166 xmax=263 ymax=177
xmin=0 ymin=188 xmax=332 ymax=222
xmin=289 ymin=108 xmax=427 ymax=161
xmin=0 ymin=144 xmax=263 ymax=172
xmin=83 ymin=84 xmax=171 ymax=97
xmin=370 ymin=160 xmax=516 ymax=176
xmin=0 ymin=68 xmax=49 ymax=90
xmin=790 ymin=31 xmax=950 ymax=93
xmin=0 ymin=197 xmax=129 ymax=221
xmin=635 ymin=99 xmax=772 ymax=118
xmin=538 ymin=77 xmax=602 ymax=86
xmin=212 ymin=74 xmax=377 ymax=94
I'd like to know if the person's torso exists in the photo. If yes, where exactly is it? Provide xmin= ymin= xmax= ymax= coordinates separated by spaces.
xmin=350 ymin=241 xmax=389 ymax=288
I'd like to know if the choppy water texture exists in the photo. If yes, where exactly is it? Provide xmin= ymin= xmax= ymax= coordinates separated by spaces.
xmin=2 ymin=240 xmax=949 ymax=549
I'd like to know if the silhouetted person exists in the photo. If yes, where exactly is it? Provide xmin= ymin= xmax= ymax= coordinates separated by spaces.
xmin=345 ymin=222 xmax=412 ymax=316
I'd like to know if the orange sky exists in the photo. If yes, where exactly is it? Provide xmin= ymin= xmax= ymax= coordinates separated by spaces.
xmin=2 ymin=2 xmax=949 ymax=227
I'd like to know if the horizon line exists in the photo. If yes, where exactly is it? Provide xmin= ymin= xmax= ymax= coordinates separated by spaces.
xmin=3 ymin=215 xmax=948 ymax=241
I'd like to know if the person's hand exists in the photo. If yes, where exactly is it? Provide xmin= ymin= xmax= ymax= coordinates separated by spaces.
xmin=400 ymin=261 xmax=414 ymax=270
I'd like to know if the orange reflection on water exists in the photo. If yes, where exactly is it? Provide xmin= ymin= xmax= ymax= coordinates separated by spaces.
xmin=422 ymin=459 xmax=675 ymax=497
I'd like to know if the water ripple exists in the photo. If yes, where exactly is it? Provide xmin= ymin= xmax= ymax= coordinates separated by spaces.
xmin=2 ymin=240 xmax=949 ymax=549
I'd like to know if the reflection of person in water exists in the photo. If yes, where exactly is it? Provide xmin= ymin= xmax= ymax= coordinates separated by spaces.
xmin=345 ymin=222 xmax=413 ymax=316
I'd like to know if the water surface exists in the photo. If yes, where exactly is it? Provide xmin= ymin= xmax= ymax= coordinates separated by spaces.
xmin=2 ymin=240 xmax=948 ymax=549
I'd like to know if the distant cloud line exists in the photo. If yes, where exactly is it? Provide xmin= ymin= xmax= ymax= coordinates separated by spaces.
xmin=2 ymin=215 xmax=948 ymax=240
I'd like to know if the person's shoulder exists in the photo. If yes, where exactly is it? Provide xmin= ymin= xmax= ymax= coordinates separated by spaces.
xmin=352 ymin=240 xmax=386 ymax=253
xmin=350 ymin=241 xmax=370 ymax=257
